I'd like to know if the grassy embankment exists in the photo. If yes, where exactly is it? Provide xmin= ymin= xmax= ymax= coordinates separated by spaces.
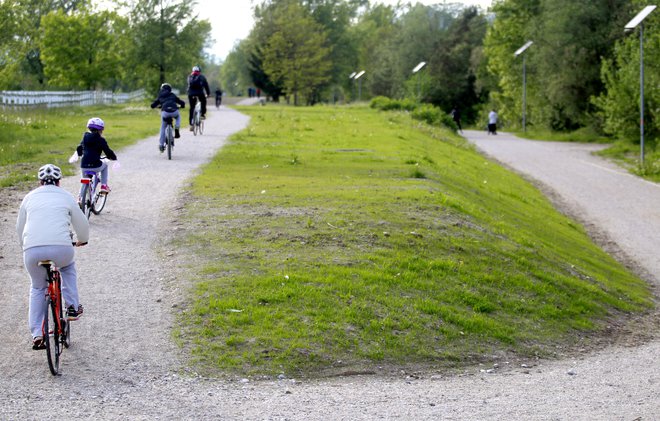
xmin=171 ymin=104 xmax=653 ymax=377
xmin=0 ymin=103 xmax=155 ymax=187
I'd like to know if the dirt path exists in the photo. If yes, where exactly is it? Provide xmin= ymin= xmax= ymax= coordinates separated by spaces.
xmin=1 ymin=121 xmax=658 ymax=420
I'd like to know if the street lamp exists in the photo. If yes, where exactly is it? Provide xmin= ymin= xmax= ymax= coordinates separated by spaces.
xmin=625 ymin=5 xmax=657 ymax=165
xmin=412 ymin=61 xmax=426 ymax=100
xmin=514 ymin=41 xmax=533 ymax=132
xmin=354 ymin=70 xmax=366 ymax=101
xmin=349 ymin=72 xmax=357 ymax=101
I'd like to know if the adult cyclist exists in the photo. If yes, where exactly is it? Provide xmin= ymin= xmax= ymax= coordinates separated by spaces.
xmin=16 ymin=164 xmax=89 ymax=350
xmin=186 ymin=65 xmax=210 ymax=130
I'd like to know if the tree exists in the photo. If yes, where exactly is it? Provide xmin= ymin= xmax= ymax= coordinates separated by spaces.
xmin=40 ymin=9 xmax=127 ymax=90
xmin=126 ymin=0 xmax=211 ymax=93
xmin=261 ymin=1 xmax=332 ymax=105
xmin=4 ymin=0 xmax=90 ymax=88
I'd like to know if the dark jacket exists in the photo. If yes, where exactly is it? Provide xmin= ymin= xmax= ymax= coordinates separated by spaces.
xmin=187 ymin=73 xmax=210 ymax=96
xmin=76 ymin=131 xmax=117 ymax=168
xmin=151 ymin=89 xmax=186 ymax=113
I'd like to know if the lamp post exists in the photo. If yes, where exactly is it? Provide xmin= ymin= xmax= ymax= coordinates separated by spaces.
xmin=349 ymin=72 xmax=356 ymax=102
xmin=625 ymin=5 xmax=657 ymax=165
xmin=412 ymin=61 xmax=426 ymax=100
xmin=354 ymin=70 xmax=366 ymax=101
xmin=514 ymin=41 xmax=533 ymax=132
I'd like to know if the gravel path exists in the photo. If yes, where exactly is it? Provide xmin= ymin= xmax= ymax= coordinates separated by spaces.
xmin=1 ymin=119 xmax=658 ymax=420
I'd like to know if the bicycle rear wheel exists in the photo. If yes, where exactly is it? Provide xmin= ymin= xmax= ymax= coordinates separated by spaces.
xmin=193 ymin=113 xmax=199 ymax=136
xmin=91 ymin=188 xmax=107 ymax=215
xmin=199 ymin=117 xmax=204 ymax=135
xmin=44 ymin=297 xmax=61 ymax=375
xmin=80 ymin=183 xmax=92 ymax=219
xmin=166 ymin=125 xmax=173 ymax=160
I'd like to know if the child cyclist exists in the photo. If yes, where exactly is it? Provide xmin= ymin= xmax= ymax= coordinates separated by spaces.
xmin=150 ymin=82 xmax=185 ymax=152
xmin=75 ymin=117 xmax=118 ymax=196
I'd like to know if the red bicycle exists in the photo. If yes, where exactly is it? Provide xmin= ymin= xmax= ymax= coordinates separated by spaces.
xmin=38 ymin=243 xmax=85 ymax=375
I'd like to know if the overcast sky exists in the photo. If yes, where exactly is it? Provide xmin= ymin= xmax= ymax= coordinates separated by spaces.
xmin=193 ymin=0 xmax=494 ymax=62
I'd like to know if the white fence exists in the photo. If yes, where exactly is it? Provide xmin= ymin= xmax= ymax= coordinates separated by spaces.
xmin=0 ymin=89 xmax=146 ymax=108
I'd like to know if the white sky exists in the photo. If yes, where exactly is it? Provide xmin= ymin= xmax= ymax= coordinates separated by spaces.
xmin=194 ymin=0 xmax=493 ymax=62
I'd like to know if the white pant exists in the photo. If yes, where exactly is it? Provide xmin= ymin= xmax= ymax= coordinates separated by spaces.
xmin=23 ymin=245 xmax=78 ymax=338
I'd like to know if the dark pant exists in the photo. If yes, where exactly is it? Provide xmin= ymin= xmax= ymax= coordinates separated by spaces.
xmin=188 ymin=94 xmax=207 ymax=125
xmin=488 ymin=123 xmax=497 ymax=134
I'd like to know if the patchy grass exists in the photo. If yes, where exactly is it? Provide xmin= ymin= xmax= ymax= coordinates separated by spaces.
xmin=171 ymin=104 xmax=653 ymax=377
xmin=0 ymin=103 xmax=156 ymax=187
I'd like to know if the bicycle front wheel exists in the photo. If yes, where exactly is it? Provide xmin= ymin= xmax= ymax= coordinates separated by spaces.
xmin=44 ymin=297 xmax=61 ymax=375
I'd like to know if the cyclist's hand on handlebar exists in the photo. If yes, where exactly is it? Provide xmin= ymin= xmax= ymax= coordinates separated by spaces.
xmin=74 ymin=241 xmax=88 ymax=247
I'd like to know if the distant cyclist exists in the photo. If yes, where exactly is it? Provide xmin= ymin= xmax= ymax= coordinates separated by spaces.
xmin=150 ymin=82 xmax=186 ymax=152
xmin=186 ymin=65 xmax=210 ymax=130
xmin=215 ymin=87 xmax=223 ymax=108
xmin=16 ymin=164 xmax=89 ymax=350
xmin=75 ymin=117 xmax=118 ymax=195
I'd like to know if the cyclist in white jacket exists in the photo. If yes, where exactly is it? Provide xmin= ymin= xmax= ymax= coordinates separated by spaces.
xmin=16 ymin=164 xmax=89 ymax=350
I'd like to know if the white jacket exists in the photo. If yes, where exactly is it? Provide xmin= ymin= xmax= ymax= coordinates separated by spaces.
xmin=16 ymin=185 xmax=89 ymax=250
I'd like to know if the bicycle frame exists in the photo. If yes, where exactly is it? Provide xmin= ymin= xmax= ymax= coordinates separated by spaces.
xmin=39 ymin=260 xmax=69 ymax=375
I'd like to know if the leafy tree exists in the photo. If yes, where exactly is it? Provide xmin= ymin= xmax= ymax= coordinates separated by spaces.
xmin=40 ymin=9 xmax=127 ymax=89
xmin=261 ymin=1 xmax=332 ymax=105
xmin=0 ymin=0 xmax=23 ymax=89
xmin=482 ymin=0 xmax=541 ymax=129
xmin=594 ymin=1 xmax=660 ymax=147
xmin=426 ymin=6 xmax=488 ymax=122
xmin=3 ymin=0 xmax=90 ymax=88
xmin=126 ymin=0 xmax=211 ymax=93
xmin=220 ymin=40 xmax=253 ymax=96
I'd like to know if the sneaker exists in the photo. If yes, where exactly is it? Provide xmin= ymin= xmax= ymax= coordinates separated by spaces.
xmin=32 ymin=336 xmax=46 ymax=350
xmin=159 ymin=145 xmax=165 ymax=152
xmin=201 ymin=115 xmax=206 ymax=120
xmin=100 ymin=184 xmax=110 ymax=194
xmin=189 ymin=126 xmax=194 ymax=131
xmin=175 ymin=128 xmax=180 ymax=138
xmin=67 ymin=304 xmax=83 ymax=321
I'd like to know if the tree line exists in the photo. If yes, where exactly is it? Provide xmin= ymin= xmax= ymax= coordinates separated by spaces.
xmin=1 ymin=0 xmax=658 ymax=149
xmin=0 ymin=0 xmax=211 ymax=94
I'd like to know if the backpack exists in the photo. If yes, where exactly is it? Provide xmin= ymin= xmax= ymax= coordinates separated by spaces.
xmin=189 ymin=74 xmax=202 ymax=90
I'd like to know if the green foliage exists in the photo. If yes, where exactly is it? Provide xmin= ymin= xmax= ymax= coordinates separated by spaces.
xmin=40 ymin=10 xmax=127 ymax=90
xmin=261 ymin=1 xmax=332 ymax=105
xmin=483 ymin=0 xmax=632 ymax=131
xmin=172 ymin=105 xmax=651 ymax=376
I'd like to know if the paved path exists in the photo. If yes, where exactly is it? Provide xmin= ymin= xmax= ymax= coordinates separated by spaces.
xmin=462 ymin=129 xmax=660 ymax=282
xmin=1 ymin=120 xmax=658 ymax=420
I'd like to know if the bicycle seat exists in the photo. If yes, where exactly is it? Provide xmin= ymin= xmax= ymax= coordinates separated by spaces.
xmin=163 ymin=117 xmax=174 ymax=124
xmin=38 ymin=260 xmax=55 ymax=267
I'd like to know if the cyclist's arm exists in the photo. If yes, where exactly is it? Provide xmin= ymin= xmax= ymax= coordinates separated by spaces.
xmin=16 ymin=201 xmax=27 ymax=248
xmin=177 ymin=97 xmax=185 ymax=108
xmin=100 ymin=139 xmax=118 ymax=161
xmin=70 ymin=202 xmax=89 ymax=244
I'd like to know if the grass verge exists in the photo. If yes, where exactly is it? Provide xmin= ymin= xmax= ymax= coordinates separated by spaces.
xmin=171 ymin=104 xmax=653 ymax=377
xmin=0 ymin=103 xmax=156 ymax=187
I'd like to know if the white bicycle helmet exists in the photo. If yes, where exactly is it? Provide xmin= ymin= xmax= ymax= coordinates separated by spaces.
xmin=38 ymin=164 xmax=62 ymax=183
xmin=192 ymin=65 xmax=200 ymax=72
xmin=87 ymin=117 xmax=105 ymax=131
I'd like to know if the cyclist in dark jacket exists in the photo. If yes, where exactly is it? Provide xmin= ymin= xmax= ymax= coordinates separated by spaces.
xmin=151 ymin=83 xmax=185 ymax=152
xmin=75 ymin=117 xmax=117 ymax=194
xmin=186 ymin=65 xmax=210 ymax=129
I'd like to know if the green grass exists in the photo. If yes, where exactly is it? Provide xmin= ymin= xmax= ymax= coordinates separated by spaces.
xmin=172 ymin=104 xmax=653 ymax=377
xmin=0 ymin=103 xmax=156 ymax=187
